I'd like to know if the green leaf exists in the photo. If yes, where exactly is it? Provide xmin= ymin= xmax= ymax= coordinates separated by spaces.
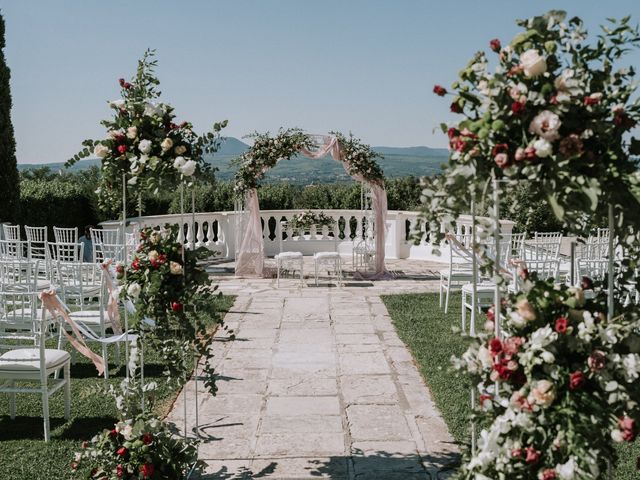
xmin=547 ymin=194 xmax=565 ymax=220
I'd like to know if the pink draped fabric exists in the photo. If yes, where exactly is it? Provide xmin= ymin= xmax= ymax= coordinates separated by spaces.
xmin=235 ymin=135 xmax=390 ymax=279
xmin=40 ymin=290 xmax=106 ymax=376
xmin=99 ymin=262 xmax=123 ymax=334
xmin=235 ymin=188 xmax=264 ymax=277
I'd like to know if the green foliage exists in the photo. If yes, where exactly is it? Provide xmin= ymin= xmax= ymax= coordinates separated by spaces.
xmin=0 ymin=14 xmax=19 ymax=223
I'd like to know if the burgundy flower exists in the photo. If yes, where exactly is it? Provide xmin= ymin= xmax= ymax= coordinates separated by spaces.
xmin=116 ymin=446 xmax=127 ymax=457
xmin=581 ymin=276 xmax=593 ymax=290
xmin=109 ymin=428 xmax=118 ymax=438
xmin=116 ymin=464 xmax=124 ymax=478
xmin=583 ymin=95 xmax=600 ymax=106
xmin=171 ymin=301 xmax=183 ymax=312
xmin=491 ymin=143 xmax=509 ymax=156
xmin=81 ymin=441 xmax=89 ymax=449
xmin=117 ymin=144 xmax=128 ymax=155
xmin=542 ymin=469 xmax=557 ymax=480
xmin=489 ymin=338 xmax=503 ymax=356
xmin=524 ymin=146 xmax=537 ymax=159
xmin=614 ymin=112 xmax=637 ymax=130
xmin=140 ymin=463 xmax=155 ymax=479
xmin=494 ymin=153 xmax=509 ymax=168
xmin=569 ymin=370 xmax=585 ymax=390
xmin=157 ymin=253 xmax=167 ymax=264
xmin=558 ymin=134 xmax=584 ymax=158
xmin=132 ymin=259 xmax=140 ymax=271
xmin=486 ymin=306 xmax=495 ymax=322
xmin=433 ymin=85 xmax=447 ymax=96
xmin=555 ymin=316 xmax=568 ymax=334
xmin=489 ymin=38 xmax=501 ymax=52
xmin=142 ymin=432 xmax=154 ymax=445
xmin=70 ymin=461 xmax=79 ymax=470
xmin=524 ymin=446 xmax=540 ymax=464
xmin=511 ymin=101 xmax=526 ymax=115
xmin=450 ymin=102 xmax=462 ymax=114
xmin=118 ymin=78 xmax=125 ymax=87
xmin=447 ymin=127 xmax=459 ymax=139
xmin=588 ymin=350 xmax=606 ymax=372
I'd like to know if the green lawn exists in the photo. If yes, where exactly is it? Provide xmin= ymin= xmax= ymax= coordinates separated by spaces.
xmin=382 ymin=292 xmax=640 ymax=480
xmin=0 ymin=294 xmax=235 ymax=480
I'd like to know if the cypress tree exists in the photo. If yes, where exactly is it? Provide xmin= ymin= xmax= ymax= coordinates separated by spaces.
xmin=0 ymin=13 xmax=19 ymax=223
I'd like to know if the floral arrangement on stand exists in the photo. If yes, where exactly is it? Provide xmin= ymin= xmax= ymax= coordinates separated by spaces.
xmin=72 ymin=415 xmax=200 ymax=480
xmin=66 ymin=49 xmax=227 ymax=215
xmin=423 ymin=11 xmax=640 ymax=250
xmin=288 ymin=210 xmax=335 ymax=232
xmin=234 ymin=128 xmax=314 ymax=196
xmin=119 ymin=224 xmax=229 ymax=394
xmin=453 ymin=275 xmax=640 ymax=479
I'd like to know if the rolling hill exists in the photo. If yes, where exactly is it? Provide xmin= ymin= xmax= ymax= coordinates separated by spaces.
xmin=18 ymin=137 xmax=449 ymax=183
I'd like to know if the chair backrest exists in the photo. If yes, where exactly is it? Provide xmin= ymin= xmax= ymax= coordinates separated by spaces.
xmin=2 ymin=224 xmax=20 ymax=241
xmin=53 ymin=226 xmax=78 ymax=244
xmin=25 ymin=226 xmax=49 ymax=261
xmin=505 ymin=232 xmax=527 ymax=259
xmin=0 ymin=259 xmax=39 ymax=291
xmin=0 ymin=240 xmax=26 ymax=260
xmin=92 ymin=228 xmax=124 ymax=263
xmin=525 ymin=259 xmax=560 ymax=282
xmin=55 ymin=261 xmax=99 ymax=306
xmin=522 ymin=232 xmax=562 ymax=261
xmin=25 ymin=226 xmax=47 ymax=243
xmin=576 ymin=259 xmax=608 ymax=283
xmin=50 ymin=242 xmax=83 ymax=263
xmin=0 ymin=290 xmax=42 ymax=346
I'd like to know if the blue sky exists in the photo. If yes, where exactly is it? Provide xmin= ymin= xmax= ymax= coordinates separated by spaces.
xmin=2 ymin=0 xmax=639 ymax=164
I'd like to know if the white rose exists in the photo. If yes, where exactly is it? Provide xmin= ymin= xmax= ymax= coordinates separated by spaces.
xmin=121 ymin=424 xmax=133 ymax=440
xmin=611 ymin=429 xmax=624 ymax=442
xmin=520 ymin=49 xmax=547 ymax=78
xmin=173 ymin=156 xmax=186 ymax=169
xmin=477 ymin=346 xmax=493 ymax=369
xmin=174 ymin=145 xmax=187 ymax=155
xmin=138 ymin=139 xmax=152 ymax=154
xmin=126 ymin=126 xmax=138 ymax=139
xmin=148 ymin=250 xmax=159 ymax=262
xmin=529 ymin=110 xmax=561 ymax=141
xmin=161 ymin=138 xmax=174 ymax=151
xmin=533 ymin=138 xmax=553 ymax=158
xmin=541 ymin=350 xmax=555 ymax=363
xmin=556 ymin=457 xmax=576 ymax=480
xmin=94 ymin=144 xmax=110 ymax=158
xmin=170 ymin=261 xmax=183 ymax=275
xmin=127 ymin=282 xmax=141 ymax=299
xmin=139 ymin=154 xmax=148 ymax=165
xmin=180 ymin=159 xmax=197 ymax=177
xmin=109 ymin=99 xmax=125 ymax=108
xmin=107 ymin=130 xmax=120 ymax=139
xmin=530 ymin=379 xmax=555 ymax=407
xmin=143 ymin=102 xmax=163 ymax=117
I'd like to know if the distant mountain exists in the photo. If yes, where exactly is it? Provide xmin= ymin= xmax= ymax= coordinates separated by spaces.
xmin=18 ymin=137 xmax=449 ymax=183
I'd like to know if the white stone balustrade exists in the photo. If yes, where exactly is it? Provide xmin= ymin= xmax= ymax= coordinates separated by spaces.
xmin=101 ymin=210 xmax=515 ymax=262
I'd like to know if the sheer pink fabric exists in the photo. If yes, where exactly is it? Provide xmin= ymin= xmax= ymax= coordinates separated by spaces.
xmin=235 ymin=135 xmax=390 ymax=279
xmin=99 ymin=262 xmax=123 ymax=334
xmin=40 ymin=290 xmax=106 ymax=376
xmin=235 ymin=188 xmax=264 ymax=277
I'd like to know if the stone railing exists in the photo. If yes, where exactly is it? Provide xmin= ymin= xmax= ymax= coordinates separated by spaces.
xmin=102 ymin=210 xmax=515 ymax=262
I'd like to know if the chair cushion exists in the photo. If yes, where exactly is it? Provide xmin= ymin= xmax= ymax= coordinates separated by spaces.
xmin=0 ymin=348 xmax=70 ymax=372
xmin=276 ymin=251 xmax=303 ymax=258
xmin=314 ymin=252 xmax=340 ymax=259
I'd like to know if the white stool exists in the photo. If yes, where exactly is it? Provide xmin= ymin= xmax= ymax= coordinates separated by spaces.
xmin=276 ymin=251 xmax=304 ymax=287
xmin=314 ymin=252 xmax=342 ymax=287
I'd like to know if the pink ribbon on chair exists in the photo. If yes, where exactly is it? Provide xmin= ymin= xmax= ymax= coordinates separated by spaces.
xmin=99 ymin=261 xmax=123 ymax=334
xmin=39 ymin=289 xmax=106 ymax=376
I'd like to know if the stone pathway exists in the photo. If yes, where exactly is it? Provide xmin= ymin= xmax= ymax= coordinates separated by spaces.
xmin=168 ymin=259 xmax=459 ymax=479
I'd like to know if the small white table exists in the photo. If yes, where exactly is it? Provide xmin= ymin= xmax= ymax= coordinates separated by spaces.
xmin=275 ymin=251 xmax=304 ymax=287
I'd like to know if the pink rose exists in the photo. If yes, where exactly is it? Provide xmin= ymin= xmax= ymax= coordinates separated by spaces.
xmin=494 ymin=153 xmax=509 ymax=168
xmin=529 ymin=110 xmax=562 ymax=141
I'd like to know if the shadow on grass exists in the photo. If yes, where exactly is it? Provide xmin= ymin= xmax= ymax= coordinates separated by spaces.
xmin=0 ymin=415 xmax=116 ymax=441
xmin=198 ymin=449 xmax=460 ymax=479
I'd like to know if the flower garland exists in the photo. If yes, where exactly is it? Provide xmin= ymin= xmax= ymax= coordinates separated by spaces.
xmin=423 ymin=11 xmax=640 ymax=245
xmin=234 ymin=129 xmax=385 ymax=196
xmin=288 ymin=210 xmax=335 ymax=231
xmin=119 ymin=224 xmax=229 ymax=393
xmin=71 ymin=415 xmax=200 ymax=479
xmin=453 ymin=274 xmax=640 ymax=479
xmin=66 ymin=50 xmax=227 ymax=214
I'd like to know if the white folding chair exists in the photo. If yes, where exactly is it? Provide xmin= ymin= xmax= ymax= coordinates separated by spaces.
xmin=2 ymin=224 xmax=20 ymax=241
xmin=522 ymin=232 xmax=562 ymax=261
xmin=0 ymin=239 xmax=26 ymax=260
xmin=54 ymin=261 xmax=101 ymax=308
xmin=440 ymin=233 xmax=474 ymax=313
xmin=49 ymin=242 xmax=83 ymax=263
xmin=53 ymin=226 xmax=78 ymax=244
xmin=0 ymin=259 xmax=39 ymax=292
xmin=0 ymin=291 xmax=71 ymax=441
xmin=91 ymin=228 xmax=122 ymax=263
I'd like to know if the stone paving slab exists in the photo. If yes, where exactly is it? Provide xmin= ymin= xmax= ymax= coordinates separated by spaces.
xmin=167 ymin=257 xmax=458 ymax=479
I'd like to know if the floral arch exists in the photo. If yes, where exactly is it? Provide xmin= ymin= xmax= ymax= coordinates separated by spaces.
xmin=233 ymin=128 xmax=390 ymax=279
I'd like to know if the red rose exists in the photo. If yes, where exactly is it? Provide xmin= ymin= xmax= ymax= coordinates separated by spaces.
xmin=114 ymin=133 xmax=126 ymax=143
xmin=524 ymin=446 xmax=540 ymax=464
xmin=123 ymin=82 xmax=132 ymax=89
xmin=542 ymin=469 xmax=557 ymax=480
xmin=117 ymin=144 xmax=127 ymax=155
xmin=109 ymin=428 xmax=118 ymax=438
xmin=169 ymin=122 xmax=178 ymax=130
xmin=511 ymin=101 xmax=526 ymax=114
xmin=489 ymin=38 xmax=501 ymax=52
xmin=554 ymin=317 xmax=568 ymax=334
xmin=583 ymin=95 xmax=600 ymax=106
xmin=450 ymin=101 xmax=462 ymax=113
xmin=116 ymin=446 xmax=127 ymax=457
xmin=171 ymin=302 xmax=183 ymax=312
xmin=115 ymin=265 xmax=124 ymax=275
xmin=580 ymin=276 xmax=593 ymax=290
xmin=447 ymin=127 xmax=458 ymax=139
xmin=141 ymin=463 xmax=155 ymax=478
xmin=132 ymin=259 xmax=140 ymax=271
xmin=433 ymin=85 xmax=447 ymax=96
xmin=569 ymin=370 xmax=585 ymax=390
xmin=524 ymin=146 xmax=536 ymax=159
xmin=486 ymin=306 xmax=495 ymax=322
xmin=142 ymin=432 xmax=153 ymax=445
xmin=90 ymin=468 xmax=98 ymax=477
xmin=116 ymin=464 xmax=124 ymax=478
xmin=150 ymin=259 xmax=159 ymax=269
xmin=454 ymin=138 xmax=467 ymax=152
xmin=118 ymin=78 xmax=125 ymax=87
xmin=157 ymin=253 xmax=167 ymax=264
xmin=491 ymin=143 xmax=508 ymax=156
xmin=614 ymin=112 xmax=637 ymax=130
xmin=81 ymin=440 xmax=89 ymax=449
xmin=489 ymin=338 xmax=502 ymax=356
xmin=619 ymin=416 xmax=636 ymax=442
